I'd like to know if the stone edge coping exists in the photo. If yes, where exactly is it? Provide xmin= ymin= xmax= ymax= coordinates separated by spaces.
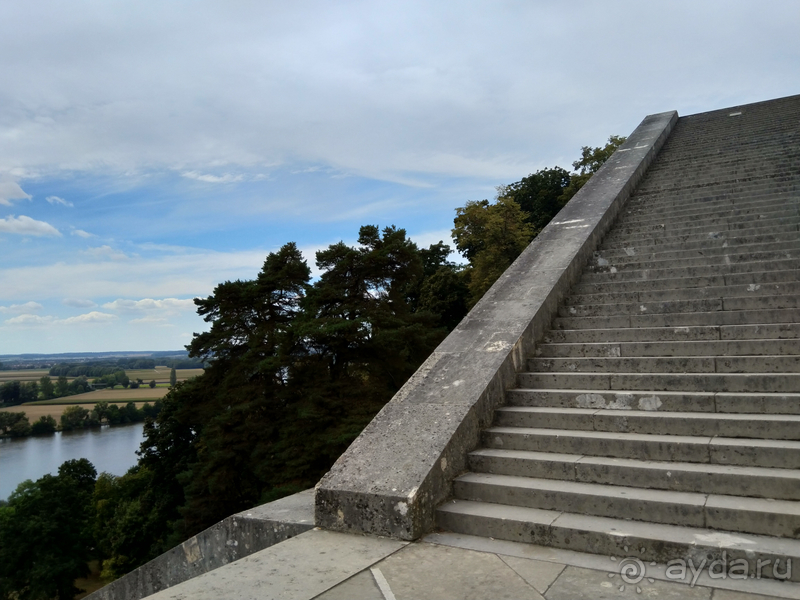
xmin=86 ymin=489 xmax=315 ymax=600
xmin=314 ymin=110 xmax=679 ymax=541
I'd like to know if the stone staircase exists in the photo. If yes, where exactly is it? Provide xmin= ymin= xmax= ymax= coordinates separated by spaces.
xmin=437 ymin=96 xmax=800 ymax=578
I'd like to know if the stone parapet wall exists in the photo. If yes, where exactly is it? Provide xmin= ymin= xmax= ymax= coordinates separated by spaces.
xmin=87 ymin=489 xmax=314 ymax=600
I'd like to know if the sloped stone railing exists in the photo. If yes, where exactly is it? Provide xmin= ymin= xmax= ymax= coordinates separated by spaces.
xmin=315 ymin=110 xmax=679 ymax=540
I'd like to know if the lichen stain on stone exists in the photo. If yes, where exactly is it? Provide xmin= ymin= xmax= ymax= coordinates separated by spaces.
xmin=182 ymin=537 xmax=202 ymax=564
xmin=638 ymin=396 xmax=663 ymax=411
xmin=440 ymin=457 xmax=448 ymax=471
xmin=608 ymin=394 xmax=634 ymax=410
xmin=395 ymin=501 xmax=409 ymax=516
xmin=575 ymin=393 xmax=607 ymax=409
xmin=484 ymin=340 xmax=511 ymax=353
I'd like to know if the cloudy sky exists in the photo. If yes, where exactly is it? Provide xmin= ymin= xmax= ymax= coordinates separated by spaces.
xmin=1 ymin=1 xmax=797 ymax=355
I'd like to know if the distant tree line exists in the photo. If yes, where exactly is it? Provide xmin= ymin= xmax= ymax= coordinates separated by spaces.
xmin=0 ymin=136 xmax=623 ymax=598
xmin=48 ymin=358 xmax=204 ymax=377
xmin=49 ymin=360 xmax=150 ymax=377
xmin=0 ymin=400 xmax=162 ymax=438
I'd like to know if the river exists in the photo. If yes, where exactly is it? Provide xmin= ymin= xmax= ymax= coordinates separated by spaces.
xmin=0 ymin=423 xmax=145 ymax=501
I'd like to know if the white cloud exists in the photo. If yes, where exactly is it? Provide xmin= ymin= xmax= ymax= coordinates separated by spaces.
xmin=0 ymin=215 xmax=61 ymax=237
xmin=0 ymin=247 xmax=267 ymax=303
xmin=103 ymin=298 xmax=196 ymax=314
xmin=0 ymin=181 xmax=31 ymax=206
xmin=129 ymin=316 xmax=173 ymax=326
xmin=46 ymin=195 xmax=73 ymax=207
xmin=82 ymin=245 xmax=130 ymax=260
xmin=71 ymin=229 xmax=94 ymax=238
xmin=3 ymin=310 xmax=115 ymax=327
xmin=0 ymin=301 xmax=44 ymax=314
xmin=181 ymin=171 xmax=245 ymax=184
xmin=0 ymin=3 xmax=795 ymax=184
xmin=62 ymin=298 xmax=97 ymax=308
xmin=61 ymin=311 xmax=117 ymax=324
xmin=4 ymin=314 xmax=55 ymax=326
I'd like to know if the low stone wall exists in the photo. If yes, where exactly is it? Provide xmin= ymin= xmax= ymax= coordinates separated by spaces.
xmin=88 ymin=489 xmax=315 ymax=600
xmin=315 ymin=110 xmax=679 ymax=540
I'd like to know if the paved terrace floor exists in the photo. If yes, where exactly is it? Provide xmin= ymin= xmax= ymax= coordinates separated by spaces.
xmin=143 ymin=527 xmax=800 ymax=600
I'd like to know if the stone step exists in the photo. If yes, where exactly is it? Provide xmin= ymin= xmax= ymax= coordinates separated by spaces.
xmin=558 ymin=294 xmax=800 ymax=318
xmin=535 ymin=338 xmax=800 ymax=358
xmin=518 ymin=371 xmax=800 ymax=393
xmin=494 ymin=407 xmax=800 ymax=440
xmin=544 ymin=323 xmax=800 ymax=343
xmin=566 ymin=280 xmax=800 ymax=306
xmin=595 ymin=239 xmax=800 ymax=264
xmin=620 ymin=196 xmax=799 ymax=224
xmin=467 ymin=448 xmax=800 ymax=500
xmin=601 ymin=219 xmax=800 ymax=248
xmin=630 ymin=180 xmax=799 ymax=204
xmin=619 ymin=197 xmax=798 ymax=223
xmin=504 ymin=388 xmax=800 ymax=414
xmin=600 ymin=229 xmax=800 ymax=255
xmin=601 ymin=209 xmax=800 ymax=239
xmin=552 ymin=308 xmax=800 ymax=331
xmin=529 ymin=355 xmax=800 ymax=374
xmin=598 ymin=229 xmax=800 ymax=255
xmin=572 ymin=267 xmax=800 ymax=295
xmin=482 ymin=426 xmax=800 ymax=468
xmin=626 ymin=185 xmax=798 ymax=208
xmin=612 ymin=198 xmax=798 ymax=222
xmin=435 ymin=500 xmax=800 ymax=581
xmin=580 ymin=258 xmax=800 ymax=285
xmin=588 ymin=249 xmax=799 ymax=273
xmin=559 ymin=298 xmax=722 ymax=317
xmin=451 ymin=472 xmax=800 ymax=537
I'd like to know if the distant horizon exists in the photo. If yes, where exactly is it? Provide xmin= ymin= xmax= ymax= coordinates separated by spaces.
xmin=1 ymin=349 xmax=191 ymax=361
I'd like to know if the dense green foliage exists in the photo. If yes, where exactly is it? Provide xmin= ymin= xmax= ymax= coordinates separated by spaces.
xmin=0 ymin=380 xmax=39 ymax=406
xmin=452 ymin=135 xmax=626 ymax=303
xmin=0 ymin=460 xmax=97 ymax=600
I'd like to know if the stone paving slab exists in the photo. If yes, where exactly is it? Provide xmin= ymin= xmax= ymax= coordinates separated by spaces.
xmin=422 ymin=532 xmax=800 ymax=600
xmin=134 ymin=527 xmax=800 ymax=599
xmin=142 ymin=529 xmax=405 ymax=600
